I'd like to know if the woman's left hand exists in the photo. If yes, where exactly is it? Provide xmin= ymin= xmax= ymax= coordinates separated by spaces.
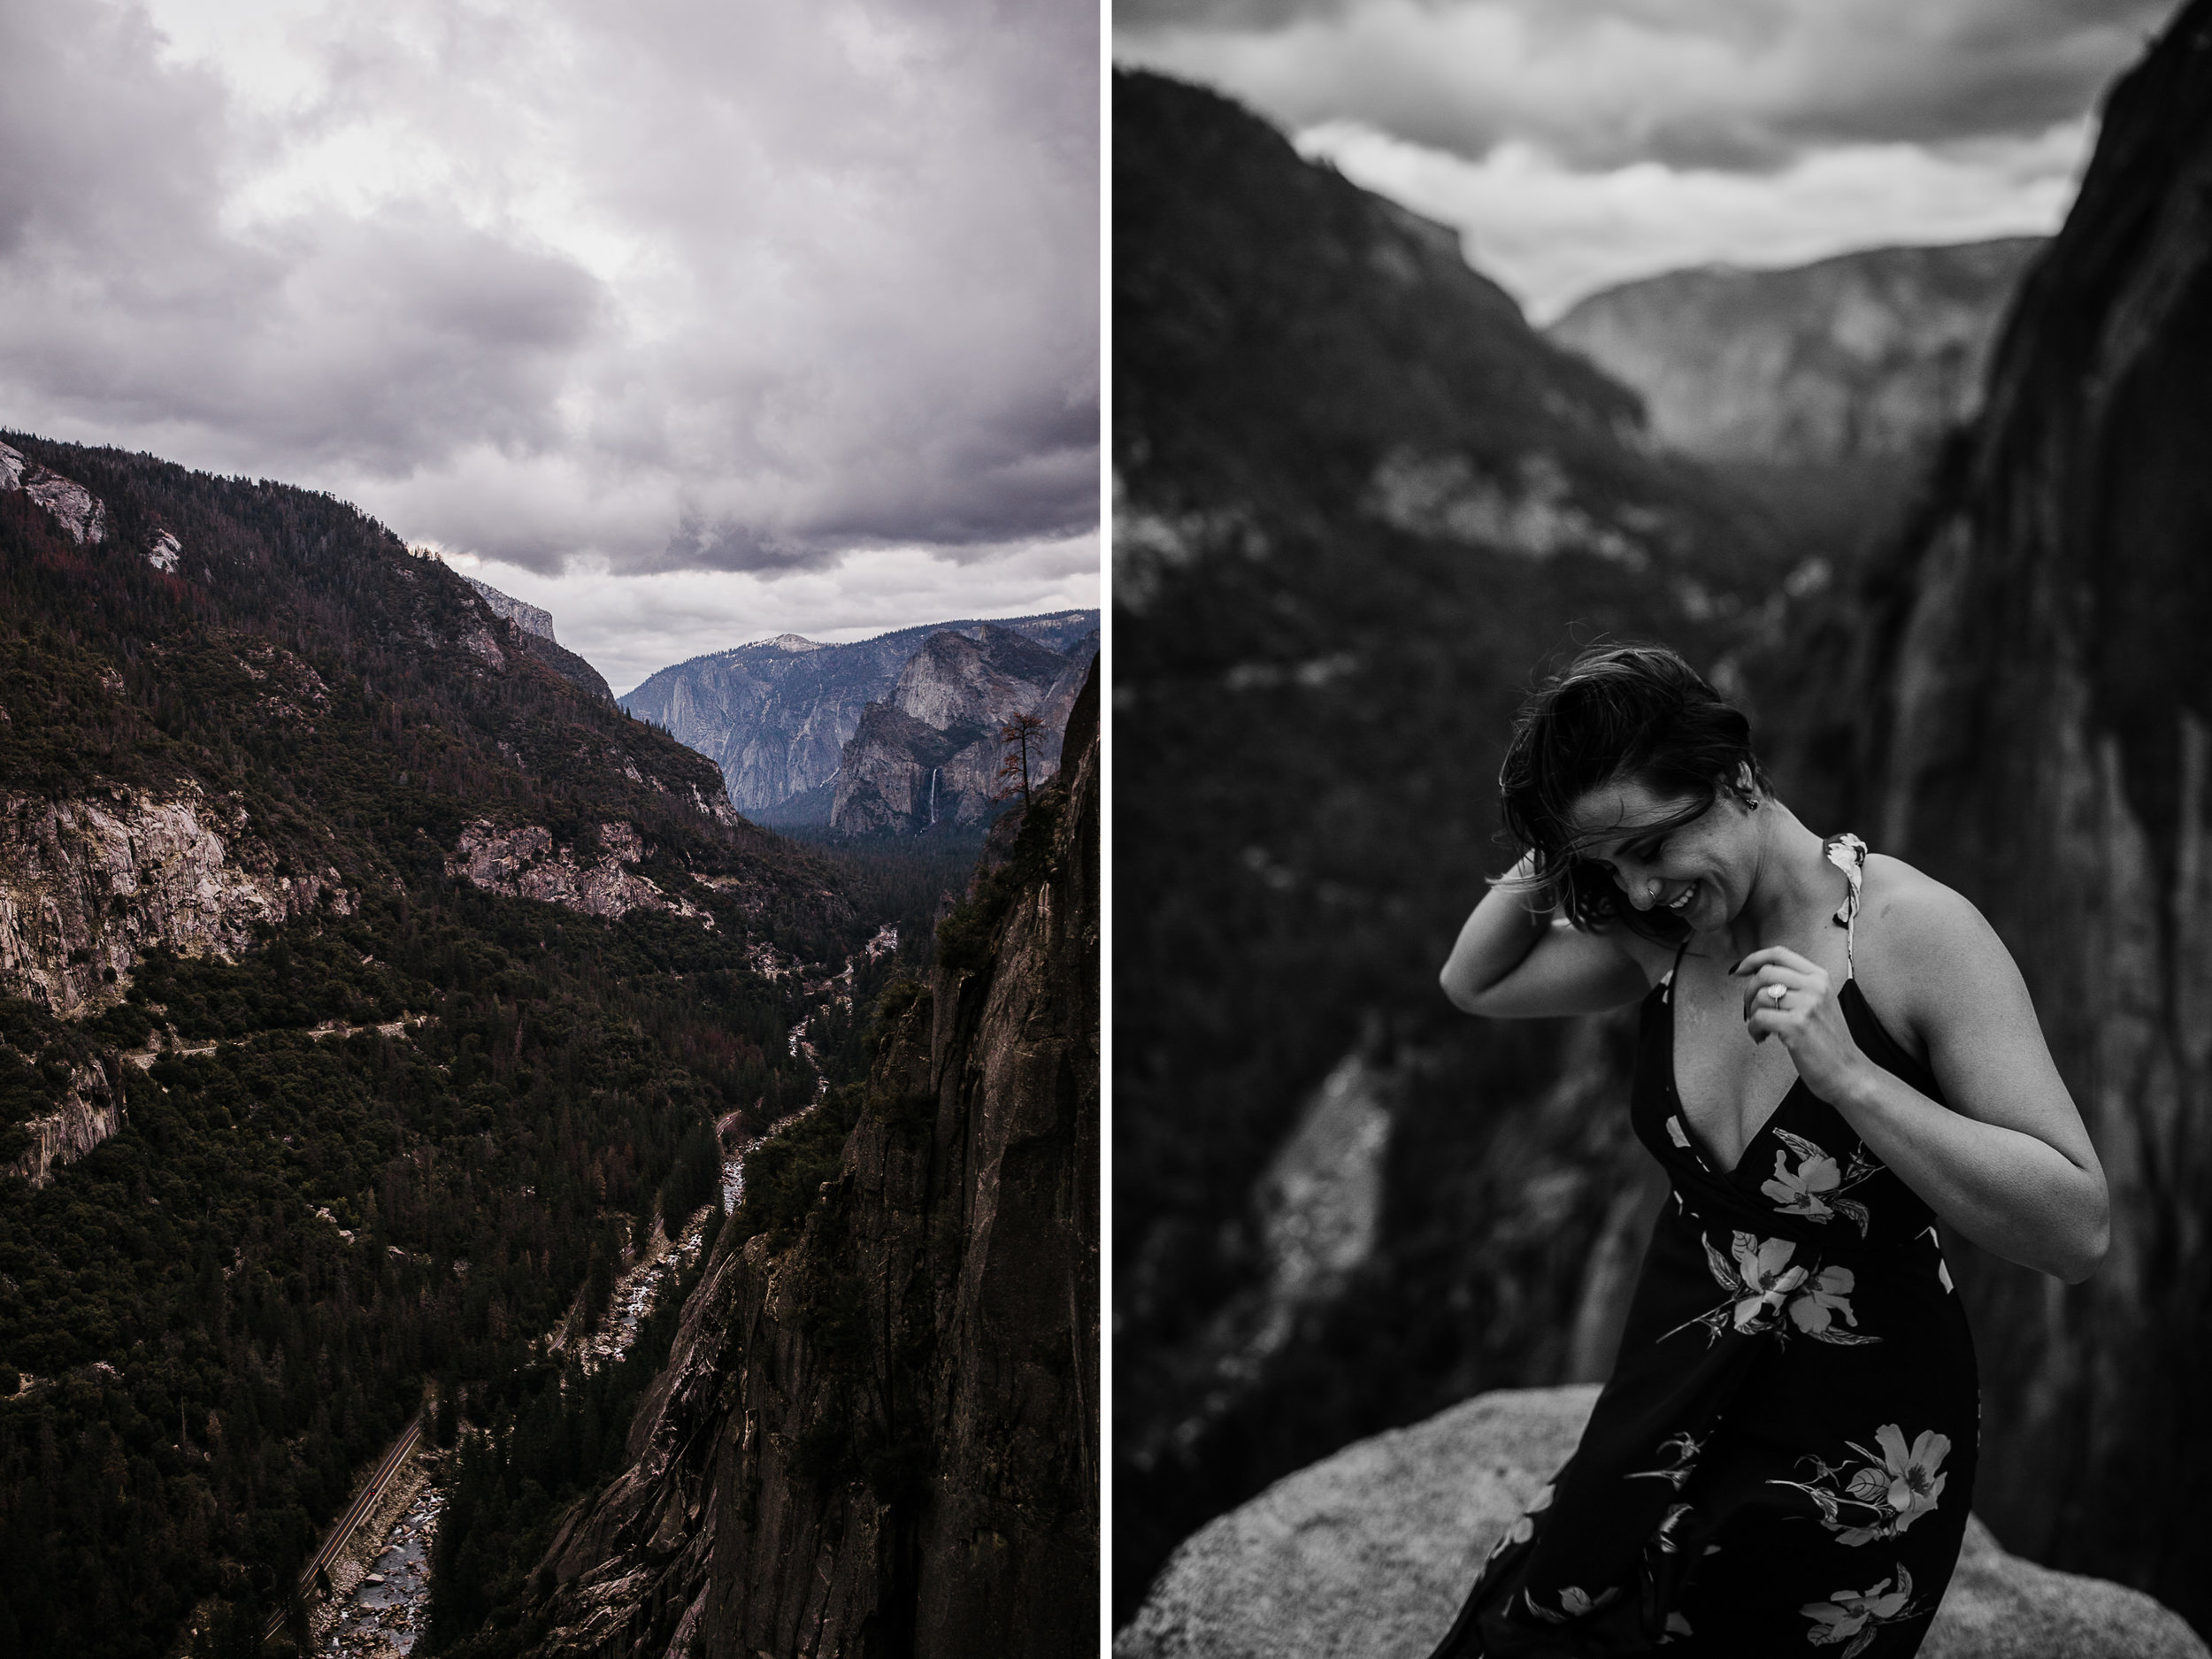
xmin=1732 ymin=946 xmax=1867 ymax=1100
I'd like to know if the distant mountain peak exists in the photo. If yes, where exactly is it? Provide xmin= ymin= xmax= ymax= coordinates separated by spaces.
xmin=620 ymin=610 xmax=1100 ymax=823
xmin=1547 ymin=238 xmax=2044 ymax=465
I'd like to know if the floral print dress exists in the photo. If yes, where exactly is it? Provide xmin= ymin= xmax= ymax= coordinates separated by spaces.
xmin=1426 ymin=836 xmax=1978 ymax=1657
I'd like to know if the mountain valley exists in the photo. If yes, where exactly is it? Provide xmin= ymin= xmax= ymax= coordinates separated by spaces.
xmin=0 ymin=432 xmax=1096 ymax=1659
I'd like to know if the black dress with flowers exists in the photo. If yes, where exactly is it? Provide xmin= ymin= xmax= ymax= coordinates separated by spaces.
xmin=1426 ymin=836 xmax=1978 ymax=1657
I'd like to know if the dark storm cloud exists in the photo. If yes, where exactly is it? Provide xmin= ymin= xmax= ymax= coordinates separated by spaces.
xmin=1117 ymin=0 xmax=2177 ymax=170
xmin=0 ymin=0 xmax=1097 ymax=577
xmin=1117 ymin=0 xmax=1351 ymax=27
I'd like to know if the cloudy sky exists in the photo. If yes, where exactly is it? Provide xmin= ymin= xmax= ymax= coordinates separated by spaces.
xmin=1116 ymin=0 xmax=2177 ymax=322
xmin=2 ymin=0 xmax=1098 ymax=692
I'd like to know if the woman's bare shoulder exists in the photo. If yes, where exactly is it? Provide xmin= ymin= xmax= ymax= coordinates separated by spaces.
xmin=1861 ymin=854 xmax=1999 ymax=954
xmin=1857 ymin=853 xmax=2020 ymax=1012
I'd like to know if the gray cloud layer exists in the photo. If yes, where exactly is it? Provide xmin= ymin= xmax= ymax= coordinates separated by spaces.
xmin=0 ymin=0 xmax=1098 ymax=576
xmin=1117 ymin=0 xmax=2175 ymax=170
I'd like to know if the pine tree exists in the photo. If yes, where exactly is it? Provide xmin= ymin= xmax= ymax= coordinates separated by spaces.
xmin=995 ymin=711 xmax=1047 ymax=806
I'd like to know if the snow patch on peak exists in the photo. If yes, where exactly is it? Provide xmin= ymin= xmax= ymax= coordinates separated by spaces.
xmin=766 ymin=634 xmax=824 ymax=652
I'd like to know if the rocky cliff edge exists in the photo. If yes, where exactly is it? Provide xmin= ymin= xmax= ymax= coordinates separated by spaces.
xmin=1117 ymin=1386 xmax=2207 ymax=1659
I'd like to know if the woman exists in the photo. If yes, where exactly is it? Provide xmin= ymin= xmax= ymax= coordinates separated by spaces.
xmin=1425 ymin=644 xmax=2107 ymax=1657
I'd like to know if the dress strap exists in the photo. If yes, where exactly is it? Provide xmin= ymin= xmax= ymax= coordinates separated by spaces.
xmin=1661 ymin=933 xmax=1693 ymax=999
xmin=1824 ymin=833 xmax=1868 ymax=979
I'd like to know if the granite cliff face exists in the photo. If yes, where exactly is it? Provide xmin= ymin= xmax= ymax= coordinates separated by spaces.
xmin=829 ymin=625 xmax=1094 ymax=835
xmin=520 ymin=665 xmax=1099 ymax=1656
xmin=5 ymin=1056 xmax=126 ymax=1190
xmin=1792 ymin=1 xmax=2212 ymax=1632
xmin=0 ymin=781 xmax=349 ymax=1018
xmin=619 ymin=612 xmax=1096 ymax=825
xmin=1548 ymin=241 xmax=2043 ymax=465
xmin=1 ymin=439 xmax=109 ymax=546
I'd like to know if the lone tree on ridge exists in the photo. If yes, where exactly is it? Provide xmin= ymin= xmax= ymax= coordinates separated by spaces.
xmin=997 ymin=712 xmax=1048 ymax=807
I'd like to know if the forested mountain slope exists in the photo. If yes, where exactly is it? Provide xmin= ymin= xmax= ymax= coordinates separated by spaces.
xmin=0 ymin=434 xmax=903 ymax=1658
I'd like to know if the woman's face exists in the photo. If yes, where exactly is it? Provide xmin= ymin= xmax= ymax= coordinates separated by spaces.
xmin=1560 ymin=772 xmax=1760 ymax=932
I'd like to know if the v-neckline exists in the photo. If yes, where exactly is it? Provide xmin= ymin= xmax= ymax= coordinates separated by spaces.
xmin=1657 ymin=831 xmax=1871 ymax=1176
xmin=1661 ymin=972 xmax=1855 ymax=1179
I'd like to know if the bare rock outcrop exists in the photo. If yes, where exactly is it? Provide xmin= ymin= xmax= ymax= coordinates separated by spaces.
xmin=447 ymin=820 xmax=710 ymax=926
xmin=5 ymin=1056 xmax=127 ymax=1189
xmin=454 ymin=573 xmax=619 ymax=701
xmin=708 ymin=664 xmax=1097 ymax=1657
xmin=0 ymin=439 xmax=108 ymax=544
xmin=0 ymin=783 xmax=347 ymax=1018
xmin=459 ymin=574 xmax=556 ymax=641
xmin=826 ymin=701 xmax=986 ymax=834
xmin=0 ymin=778 xmax=349 ymax=1183
xmin=1116 ymin=1386 xmax=2208 ymax=1659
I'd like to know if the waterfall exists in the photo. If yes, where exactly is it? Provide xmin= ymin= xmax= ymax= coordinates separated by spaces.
xmin=927 ymin=766 xmax=940 ymax=826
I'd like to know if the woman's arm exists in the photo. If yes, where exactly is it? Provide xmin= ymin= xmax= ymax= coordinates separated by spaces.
xmin=1738 ymin=879 xmax=2109 ymax=1283
xmin=1441 ymin=856 xmax=1652 ymax=1018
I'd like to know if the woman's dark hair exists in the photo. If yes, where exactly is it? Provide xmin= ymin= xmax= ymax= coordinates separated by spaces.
xmin=1498 ymin=642 xmax=1770 ymax=941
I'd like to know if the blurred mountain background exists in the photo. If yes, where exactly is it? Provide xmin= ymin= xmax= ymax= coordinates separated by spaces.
xmin=1111 ymin=0 xmax=2212 ymax=1636
xmin=1548 ymin=237 xmax=2042 ymax=573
